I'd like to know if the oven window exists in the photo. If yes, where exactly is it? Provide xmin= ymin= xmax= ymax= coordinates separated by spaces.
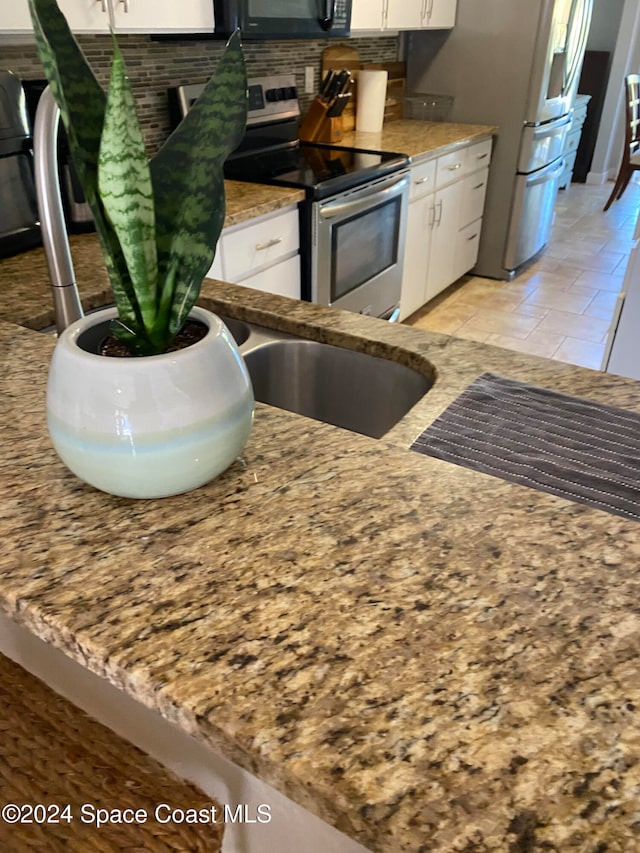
xmin=248 ymin=0 xmax=315 ymax=18
xmin=331 ymin=196 xmax=401 ymax=303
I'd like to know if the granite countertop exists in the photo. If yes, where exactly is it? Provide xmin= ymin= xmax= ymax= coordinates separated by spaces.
xmin=340 ymin=119 xmax=497 ymax=161
xmin=0 ymin=179 xmax=304 ymax=331
xmin=2 ymin=230 xmax=640 ymax=851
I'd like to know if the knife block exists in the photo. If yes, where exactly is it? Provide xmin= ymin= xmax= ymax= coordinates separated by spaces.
xmin=299 ymin=97 xmax=343 ymax=144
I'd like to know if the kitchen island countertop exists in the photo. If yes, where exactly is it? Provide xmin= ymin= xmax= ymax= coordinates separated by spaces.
xmin=1 ymin=227 xmax=640 ymax=851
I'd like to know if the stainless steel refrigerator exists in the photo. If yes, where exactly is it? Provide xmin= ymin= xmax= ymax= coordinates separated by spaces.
xmin=406 ymin=0 xmax=593 ymax=280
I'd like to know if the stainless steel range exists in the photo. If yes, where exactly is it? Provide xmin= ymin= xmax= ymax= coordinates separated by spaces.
xmin=169 ymin=75 xmax=410 ymax=320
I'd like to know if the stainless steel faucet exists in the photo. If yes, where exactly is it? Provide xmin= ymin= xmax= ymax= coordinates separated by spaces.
xmin=33 ymin=85 xmax=84 ymax=334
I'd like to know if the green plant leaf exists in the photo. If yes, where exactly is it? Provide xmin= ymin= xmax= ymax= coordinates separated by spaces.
xmin=150 ymin=30 xmax=248 ymax=337
xmin=98 ymin=36 xmax=158 ymax=334
xmin=28 ymin=0 xmax=141 ymax=335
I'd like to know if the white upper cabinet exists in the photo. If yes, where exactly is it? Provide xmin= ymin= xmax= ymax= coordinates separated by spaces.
xmin=349 ymin=0 xmax=385 ymax=30
xmin=109 ymin=0 xmax=215 ymax=33
xmin=1 ymin=2 xmax=35 ymax=29
xmin=350 ymin=0 xmax=456 ymax=32
xmin=384 ymin=0 xmax=422 ymax=31
xmin=423 ymin=0 xmax=456 ymax=29
xmin=2 ymin=0 xmax=215 ymax=33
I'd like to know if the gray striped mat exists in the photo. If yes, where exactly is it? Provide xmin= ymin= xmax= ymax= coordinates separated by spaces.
xmin=411 ymin=372 xmax=640 ymax=521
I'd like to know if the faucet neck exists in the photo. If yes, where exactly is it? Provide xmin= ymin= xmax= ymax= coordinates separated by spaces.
xmin=33 ymin=85 xmax=84 ymax=334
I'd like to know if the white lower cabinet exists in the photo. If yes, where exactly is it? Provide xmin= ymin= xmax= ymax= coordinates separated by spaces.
xmin=399 ymin=137 xmax=492 ymax=321
xmin=207 ymin=206 xmax=301 ymax=300
xmin=425 ymin=178 xmax=465 ymax=302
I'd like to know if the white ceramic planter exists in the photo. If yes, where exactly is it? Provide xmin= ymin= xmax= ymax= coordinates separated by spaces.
xmin=47 ymin=306 xmax=254 ymax=499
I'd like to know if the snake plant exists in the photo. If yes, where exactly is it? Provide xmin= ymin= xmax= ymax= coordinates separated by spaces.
xmin=29 ymin=0 xmax=247 ymax=355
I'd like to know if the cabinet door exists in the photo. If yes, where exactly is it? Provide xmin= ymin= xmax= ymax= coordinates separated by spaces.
xmin=1 ymin=0 xmax=33 ymax=29
xmin=425 ymin=180 xmax=464 ymax=301
xmin=4 ymin=0 xmax=109 ymax=31
xmin=6 ymin=0 xmax=214 ymax=32
xmin=113 ymin=0 xmax=214 ymax=33
xmin=240 ymin=255 xmax=301 ymax=299
xmin=59 ymin=0 xmax=110 ymax=32
xmin=385 ymin=0 xmax=422 ymax=30
xmin=350 ymin=0 xmax=384 ymax=30
xmin=459 ymin=167 xmax=489 ymax=228
xmin=422 ymin=0 xmax=456 ymax=28
xmin=399 ymin=194 xmax=433 ymax=321
xmin=453 ymin=220 xmax=481 ymax=282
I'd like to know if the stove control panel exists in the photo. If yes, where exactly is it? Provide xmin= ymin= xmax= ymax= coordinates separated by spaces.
xmin=246 ymin=75 xmax=300 ymax=126
xmin=170 ymin=75 xmax=300 ymax=130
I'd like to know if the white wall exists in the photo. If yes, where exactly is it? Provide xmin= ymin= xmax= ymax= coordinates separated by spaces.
xmin=586 ymin=0 xmax=625 ymax=51
xmin=588 ymin=0 xmax=640 ymax=183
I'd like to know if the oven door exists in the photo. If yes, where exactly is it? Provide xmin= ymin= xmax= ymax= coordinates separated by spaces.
xmin=312 ymin=170 xmax=409 ymax=319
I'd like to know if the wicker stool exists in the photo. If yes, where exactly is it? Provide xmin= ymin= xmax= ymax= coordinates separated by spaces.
xmin=0 ymin=653 xmax=224 ymax=852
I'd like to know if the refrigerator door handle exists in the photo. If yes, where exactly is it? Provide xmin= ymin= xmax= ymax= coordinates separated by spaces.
xmin=563 ymin=0 xmax=592 ymax=98
xmin=527 ymin=157 xmax=564 ymax=187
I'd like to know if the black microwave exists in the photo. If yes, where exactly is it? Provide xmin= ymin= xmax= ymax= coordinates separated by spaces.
xmin=214 ymin=0 xmax=351 ymax=39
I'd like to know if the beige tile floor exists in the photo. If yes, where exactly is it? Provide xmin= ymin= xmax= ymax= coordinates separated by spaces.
xmin=405 ymin=178 xmax=640 ymax=370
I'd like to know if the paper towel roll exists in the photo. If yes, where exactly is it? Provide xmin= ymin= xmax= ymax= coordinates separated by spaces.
xmin=356 ymin=70 xmax=388 ymax=134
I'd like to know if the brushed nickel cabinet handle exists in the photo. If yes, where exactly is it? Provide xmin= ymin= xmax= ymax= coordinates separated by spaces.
xmin=447 ymin=162 xmax=462 ymax=171
xmin=255 ymin=237 xmax=283 ymax=251
xmin=414 ymin=175 xmax=431 ymax=185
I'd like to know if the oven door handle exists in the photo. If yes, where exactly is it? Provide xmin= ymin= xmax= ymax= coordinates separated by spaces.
xmin=319 ymin=174 xmax=408 ymax=220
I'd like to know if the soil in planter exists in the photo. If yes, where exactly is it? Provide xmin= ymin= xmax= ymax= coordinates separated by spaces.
xmin=100 ymin=320 xmax=208 ymax=357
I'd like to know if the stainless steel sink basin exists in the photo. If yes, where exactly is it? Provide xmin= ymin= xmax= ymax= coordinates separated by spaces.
xmin=218 ymin=316 xmax=433 ymax=438
xmin=242 ymin=339 xmax=431 ymax=438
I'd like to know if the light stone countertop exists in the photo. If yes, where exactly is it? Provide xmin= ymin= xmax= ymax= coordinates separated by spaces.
xmin=1 ymin=228 xmax=640 ymax=851
xmin=340 ymin=119 xmax=497 ymax=161
xmin=0 ymin=179 xmax=304 ymax=331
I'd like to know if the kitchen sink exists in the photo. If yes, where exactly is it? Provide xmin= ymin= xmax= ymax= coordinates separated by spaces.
xmin=44 ymin=311 xmax=432 ymax=438
xmin=220 ymin=316 xmax=433 ymax=439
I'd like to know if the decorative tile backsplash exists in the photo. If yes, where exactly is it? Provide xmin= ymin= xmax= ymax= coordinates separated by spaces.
xmin=1 ymin=34 xmax=399 ymax=153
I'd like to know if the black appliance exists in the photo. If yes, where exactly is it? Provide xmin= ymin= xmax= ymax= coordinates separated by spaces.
xmin=23 ymin=79 xmax=94 ymax=233
xmin=0 ymin=70 xmax=41 ymax=259
xmin=169 ymin=75 xmax=410 ymax=321
xmin=213 ymin=0 xmax=351 ymax=39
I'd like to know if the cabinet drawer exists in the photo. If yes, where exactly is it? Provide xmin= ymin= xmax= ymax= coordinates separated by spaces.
xmin=206 ymin=249 xmax=224 ymax=281
xmin=409 ymin=159 xmax=437 ymax=201
xmin=238 ymin=254 xmax=301 ymax=299
xmin=459 ymin=167 xmax=489 ymax=227
xmin=454 ymin=220 xmax=482 ymax=280
xmin=564 ymin=130 xmax=581 ymax=155
xmin=571 ymin=108 xmax=588 ymax=131
xmin=222 ymin=208 xmax=299 ymax=281
xmin=435 ymin=149 xmax=466 ymax=189
xmin=464 ymin=138 xmax=492 ymax=175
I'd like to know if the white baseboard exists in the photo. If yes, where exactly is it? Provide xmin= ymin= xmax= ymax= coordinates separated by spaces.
xmin=586 ymin=171 xmax=610 ymax=185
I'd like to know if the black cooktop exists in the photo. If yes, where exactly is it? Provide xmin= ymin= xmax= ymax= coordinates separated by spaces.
xmin=224 ymin=142 xmax=409 ymax=201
